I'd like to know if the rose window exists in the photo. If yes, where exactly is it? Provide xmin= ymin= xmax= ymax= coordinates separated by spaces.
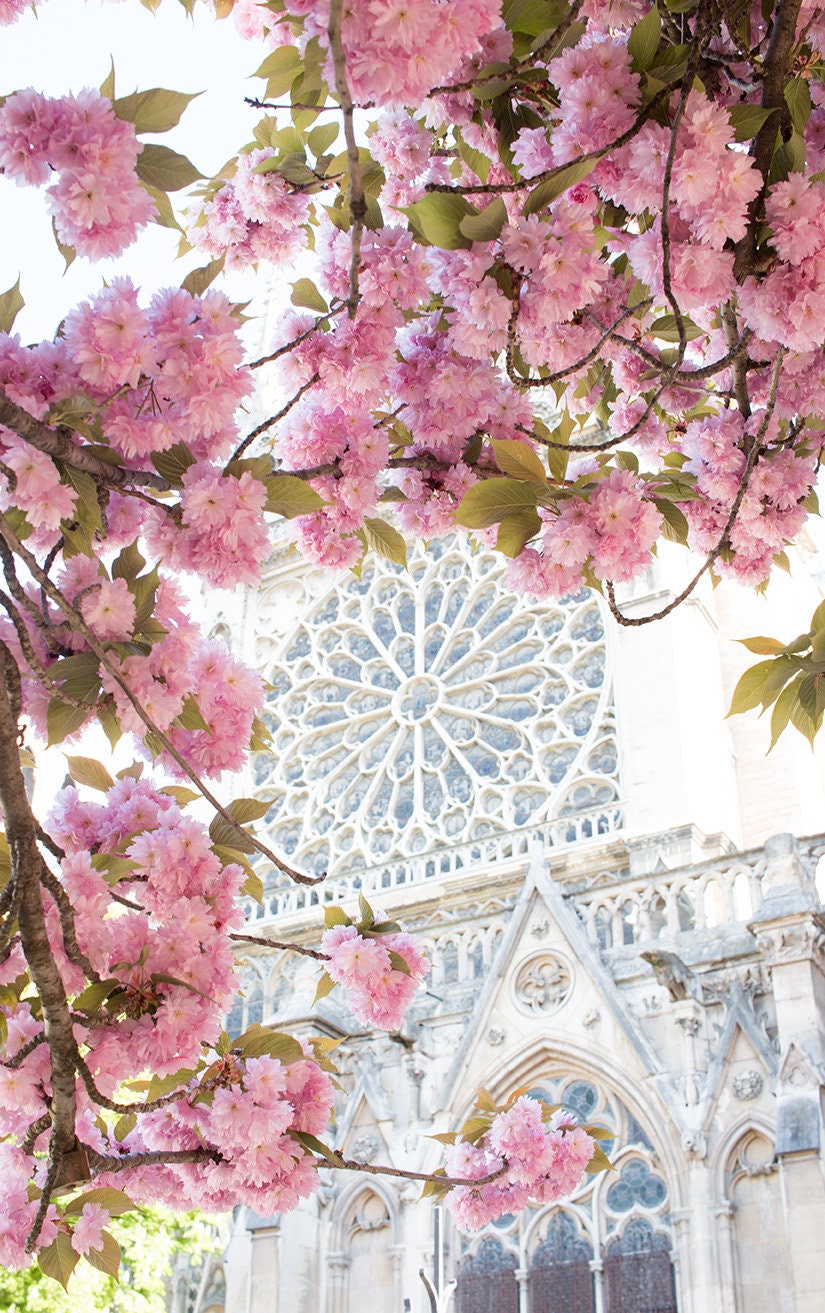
xmin=255 ymin=538 xmax=619 ymax=879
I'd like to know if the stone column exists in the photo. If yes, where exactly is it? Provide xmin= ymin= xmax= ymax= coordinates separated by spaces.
xmin=589 ymin=1256 xmax=605 ymax=1313
xmin=326 ymin=1253 xmax=351 ymax=1313
xmin=515 ymin=1265 xmax=529 ymax=1313
xmin=749 ymin=834 xmax=825 ymax=1313
xmin=712 ymin=1204 xmax=738 ymax=1313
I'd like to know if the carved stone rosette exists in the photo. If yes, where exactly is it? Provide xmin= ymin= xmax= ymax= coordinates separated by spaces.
xmin=513 ymin=953 xmax=573 ymax=1015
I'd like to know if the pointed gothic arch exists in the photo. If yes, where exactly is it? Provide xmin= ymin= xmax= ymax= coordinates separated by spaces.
xmin=603 ymin=1217 xmax=677 ymax=1313
xmin=456 ymin=1236 xmax=519 ymax=1313
xmin=529 ymin=1210 xmax=595 ymax=1313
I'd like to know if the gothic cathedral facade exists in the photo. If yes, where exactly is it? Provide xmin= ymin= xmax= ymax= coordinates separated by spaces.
xmin=186 ymin=534 xmax=825 ymax=1313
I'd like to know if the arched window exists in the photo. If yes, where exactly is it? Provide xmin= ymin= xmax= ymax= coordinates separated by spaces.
xmin=603 ymin=1218 xmax=677 ymax=1313
xmin=225 ymin=964 xmax=263 ymax=1037
xmin=676 ymin=891 xmax=695 ymax=933
xmin=345 ymin=1190 xmax=395 ymax=1313
xmin=594 ymin=907 xmax=613 ymax=949
xmin=620 ymin=901 xmax=635 ymax=946
xmin=457 ymin=1237 xmax=518 ymax=1313
xmin=441 ymin=942 xmax=459 ymax=985
xmin=728 ymin=1131 xmax=792 ymax=1311
xmin=647 ymin=895 xmax=666 ymax=937
xmin=470 ymin=940 xmax=485 ymax=978
xmin=530 ymin=1212 xmax=594 ymax=1313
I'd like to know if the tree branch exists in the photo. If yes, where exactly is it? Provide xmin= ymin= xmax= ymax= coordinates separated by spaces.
xmin=0 ymin=390 xmax=167 ymax=492
xmin=328 ymin=0 xmax=365 ymax=317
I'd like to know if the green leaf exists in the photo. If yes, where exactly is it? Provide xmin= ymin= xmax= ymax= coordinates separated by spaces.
xmin=142 ymin=181 xmax=182 ymax=232
xmin=146 ymin=1067 xmax=198 ymax=1101
xmin=64 ymin=1187 xmax=133 ymax=1218
xmin=150 ymin=441 xmax=196 ymax=487
xmin=66 ymin=756 xmax=114 ymax=793
xmin=785 ymin=77 xmax=812 ymax=135
xmin=175 ymin=695 xmax=210 ymax=732
xmin=362 ymin=516 xmax=407 ymax=566
xmin=113 ymin=87 xmax=200 ymax=134
xmin=84 ymin=1231 xmax=122 ymax=1279
xmin=402 ymin=194 xmax=476 ymax=249
xmin=228 ymin=796 xmax=271 ymax=824
xmin=290 ymin=1129 xmax=343 ymax=1163
xmin=63 ymin=465 xmax=103 ymax=532
xmin=112 ymin=1111 xmax=137 ymax=1142
xmin=653 ymin=498 xmax=689 ymax=546
xmin=291 ymin=278 xmax=328 ymax=313
xmin=180 ymin=255 xmax=225 ymax=296
xmin=47 ymin=699 xmax=91 ymax=747
xmin=737 ymin=635 xmax=786 ymax=656
xmin=73 ymin=979 xmax=121 ymax=1014
xmin=50 ymin=653 xmax=102 ymax=704
xmin=459 ymin=197 xmax=508 ymax=243
xmin=209 ymin=815 xmax=258 ymax=855
xmin=0 ymin=277 xmax=24 ymax=334
xmin=495 ymin=507 xmax=542 ymax=557
xmin=455 ymin=478 xmax=540 ymax=529
xmin=649 ymin=314 xmax=704 ymax=342
xmin=100 ymin=58 xmax=116 ymax=100
xmin=307 ymin=121 xmax=339 ymax=157
xmin=130 ymin=564 xmax=159 ymax=632
xmin=627 ymin=5 xmax=662 ymax=72
xmin=358 ymin=891 xmax=375 ymax=929
xmin=388 ymin=949 xmax=411 ymax=977
xmin=585 ymin=1143 xmax=614 ymax=1174
xmin=135 ymin=144 xmax=203 ymax=192
xmin=489 ymin=437 xmax=547 ymax=483
xmin=38 ymin=1233 xmax=79 ymax=1290
xmin=314 ymin=970 xmax=336 ymax=1005
xmin=264 ymin=474 xmax=324 ymax=518
xmin=111 ymin=540 xmax=146 ymax=582
xmin=51 ymin=218 xmax=76 ymax=271
xmin=728 ymin=103 xmax=777 ymax=142
xmin=235 ymin=1025 xmax=304 ymax=1063
xmin=769 ymin=675 xmax=804 ymax=751
xmin=522 ymin=157 xmax=597 ymax=216
xmin=255 ymin=45 xmax=302 ymax=97
xmin=455 ymin=132 xmax=491 ymax=184
xmin=241 ymin=869 xmax=264 ymax=903
xmin=324 ymin=904 xmax=351 ymax=928
xmin=728 ymin=655 xmax=798 ymax=716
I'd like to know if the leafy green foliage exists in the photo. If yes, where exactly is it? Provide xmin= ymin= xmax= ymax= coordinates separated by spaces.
xmin=729 ymin=601 xmax=825 ymax=747
xmin=0 ymin=1208 xmax=218 ymax=1310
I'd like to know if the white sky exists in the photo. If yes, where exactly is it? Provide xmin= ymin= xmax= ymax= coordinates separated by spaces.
xmin=1 ymin=0 xmax=273 ymax=342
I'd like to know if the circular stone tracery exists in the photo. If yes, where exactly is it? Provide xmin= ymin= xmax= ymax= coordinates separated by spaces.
xmin=255 ymin=538 xmax=619 ymax=878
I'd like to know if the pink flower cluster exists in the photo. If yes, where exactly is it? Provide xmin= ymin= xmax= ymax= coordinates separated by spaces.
xmin=61 ymin=280 xmax=252 ymax=466
xmin=321 ymin=918 xmax=428 ymax=1030
xmin=0 ymin=763 xmax=339 ymax=1224
xmin=680 ymin=410 xmax=815 ymax=585
xmin=507 ymin=470 xmax=662 ymax=600
xmin=284 ymin=0 xmax=503 ymax=106
xmin=0 ymin=88 xmax=154 ymax=258
xmin=190 ymin=149 xmax=311 ymax=269
xmin=146 ymin=462 xmax=270 ymax=589
xmin=105 ymin=1042 xmax=334 ymax=1217
xmin=445 ymin=1097 xmax=596 ymax=1230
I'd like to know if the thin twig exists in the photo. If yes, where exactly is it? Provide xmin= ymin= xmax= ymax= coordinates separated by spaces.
xmin=0 ymin=517 xmax=321 ymax=888
xmin=248 ymin=305 xmax=346 ymax=371
xmin=328 ymin=0 xmax=365 ymax=316
xmin=606 ymin=348 xmax=787 ymax=627
xmin=229 ymin=374 xmax=320 ymax=464
xmin=231 ymin=932 xmax=329 ymax=961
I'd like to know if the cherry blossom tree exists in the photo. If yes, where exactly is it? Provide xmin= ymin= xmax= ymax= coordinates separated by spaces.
xmin=0 ymin=0 xmax=822 ymax=1286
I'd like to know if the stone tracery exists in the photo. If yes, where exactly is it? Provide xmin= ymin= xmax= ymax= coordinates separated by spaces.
xmin=255 ymin=539 xmax=619 ymax=881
